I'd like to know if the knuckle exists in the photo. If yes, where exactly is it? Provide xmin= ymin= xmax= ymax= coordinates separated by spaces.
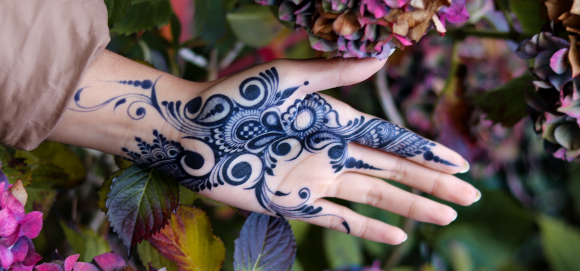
xmin=358 ymin=218 xmax=370 ymax=239
xmin=431 ymin=172 xmax=443 ymax=195
xmin=407 ymin=197 xmax=418 ymax=218
xmin=365 ymin=183 xmax=384 ymax=207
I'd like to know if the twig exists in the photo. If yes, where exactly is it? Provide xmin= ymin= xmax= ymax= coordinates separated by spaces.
xmin=219 ymin=41 xmax=245 ymax=70
xmin=442 ymin=28 xmax=533 ymax=42
xmin=375 ymin=64 xmax=405 ymax=126
xmin=383 ymin=189 xmax=421 ymax=270
xmin=207 ymin=48 xmax=219 ymax=81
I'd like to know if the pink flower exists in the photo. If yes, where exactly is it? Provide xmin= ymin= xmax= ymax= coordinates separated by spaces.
xmin=0 ymin=182 xmax=43 ymax=270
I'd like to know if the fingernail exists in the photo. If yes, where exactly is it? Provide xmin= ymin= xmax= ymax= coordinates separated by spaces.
xmin=474 ymin=189 xmax=481 ymax=203
xmin=402 ymin=233 xmax=408 ymax=243
xmin=452 ymin=210 xmax=458 ymax=222
xmin=459 ymin=160 xmax=470 ymax=173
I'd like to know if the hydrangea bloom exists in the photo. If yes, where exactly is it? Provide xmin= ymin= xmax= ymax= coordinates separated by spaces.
xmin=516 ymin=32 xmax=580 ymax=161
xmin=257 ymin=0 xmax=470 ymax=59
xmin=34 ymin=252 xmax=127 ymax=271
xmin=0 ymin=175 xmax=43 ymax=271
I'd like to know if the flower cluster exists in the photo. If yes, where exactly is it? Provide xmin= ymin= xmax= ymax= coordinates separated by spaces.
xmin=0 ymin=167 xmax=42 ymax=271
xmin=256 ymin=0 xmax=469 ymax=59
xmin=34 ymin=252 xmax=128 ymax=271
xmin=515 ymin=5 xmax=580 ymax=161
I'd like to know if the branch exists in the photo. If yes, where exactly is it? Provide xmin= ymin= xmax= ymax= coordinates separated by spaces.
xmin=442 ymin=28 xmax=533 ymax=42
xmin=219 ymin=41 xmax=245 ymax=70
xmin=375 ymin=64 xmax=406 ymax=126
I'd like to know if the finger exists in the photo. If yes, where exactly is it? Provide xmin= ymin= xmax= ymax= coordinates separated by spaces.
xmin=280 ymin=57 xmax=388 ymax=94
xmin=345 ymin=144 xmax=480 ymax=206
xmin=292 ymin=198 xmax=407 ymax=244
xmin=326 ymin=172 xmax=457 ymax=225
xmin=317 ymin=94 xmax=469 ymax=174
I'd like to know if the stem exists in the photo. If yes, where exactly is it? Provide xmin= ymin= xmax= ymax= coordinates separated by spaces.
xmin=375 ymin=64 xmax=405 ymax=126
xmin=219 ymin=41 xmax=245 ymax=70
xmin=493 ymin=0 xmax=516 ymax=33
xmin=207 ymin=48 xmax=219 ymax=81
xmin=439 ymin=40 xmax=460 ymax=99
xmin=442 ymin=28 xmax=533 ymax=42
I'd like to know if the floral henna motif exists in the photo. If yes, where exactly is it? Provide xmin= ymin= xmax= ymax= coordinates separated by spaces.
xmin=72 ymin=67 xmax=456 ymax=233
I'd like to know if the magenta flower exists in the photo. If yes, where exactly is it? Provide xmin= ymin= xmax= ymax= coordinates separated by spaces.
xmin=34 ymin=252 xmax=127 ymax=271
xmin=0 ymin=181 xmax=43 ymax=270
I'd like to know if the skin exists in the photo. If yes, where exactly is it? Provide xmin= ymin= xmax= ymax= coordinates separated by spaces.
xmin=48 ymin=50 xmax=480 ymax=245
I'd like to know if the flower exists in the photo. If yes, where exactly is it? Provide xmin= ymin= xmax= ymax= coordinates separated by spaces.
xmin=34 ymin=252 xmax=127 ymax=271
xmin=516 ymin=32 xmax=572 ymax=91
xmin=0 ymin=180 xmax=42 ymax=271
xmin=257 ymin=0 xmax=470 ymax=59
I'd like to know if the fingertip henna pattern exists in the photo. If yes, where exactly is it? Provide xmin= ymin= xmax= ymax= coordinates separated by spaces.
xmin=72 ymin=67 xmax=456 ymax=234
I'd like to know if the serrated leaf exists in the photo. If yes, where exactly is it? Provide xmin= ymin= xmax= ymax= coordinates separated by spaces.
xmin=137 ymin=240 xmax=177 ymax=271
xmin=323 ymin=228 xmax=363 ymax=269
xmin=234 ymin=213 xmax=296 ymax=271
xmin=115 ymin=156 xmax=133 ymax=170
xmin=473 ymin=73 xmax=534 ymax=127
xmin=104 ymin=0 xmax=132 ymax=28
xmin=106 ymin=164 xmax=179 ymax=253
xmin=60 ymin=222 xmax=112 ymax=262
xmin=194 ymin=0 xmax=228 ymax=43
xmin=510 ymin=0 xmax=547 ymax=34
xmin=147 ymin=206 xmax=225 ymax=271
xmin=98 ymin=170 xmax=125 ymax=213
xmin=538 ymin=215 xmax=580 ymax=271
xmin=14 ymin=141 xmax=86 ymax=188
xmin=178 ymin=184 xmax=200 ymax=206
xmin=227 ymin=5 xmax=284 ymax=47
xmin=111 ymin=0 xmax=172 ymax=35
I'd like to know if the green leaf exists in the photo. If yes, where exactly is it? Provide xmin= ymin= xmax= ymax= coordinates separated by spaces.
xmin=234 ymin=212 xmax=296 ymax=271
xmin=60 ymin=222 xmax=112 ymax=262
xmin=170 ymin=13 xmax=181 ymax=48
xmin=288 ymin=220 xmax=310 ymax=245
xmin=178 ymin=184 xmax=200 ymax=206
xmin=106 ymin=164 xmax=180 ymax=253
xmin=429 ymin=190 xmax=534 ymax=270
xmin=147 ymin=206 xmax=225 ymax=271
xmin=510 ymin=0 xmax=547 ymax=34
xmin=473 ymin=73 xmax=534 ymax=127
xmin=98 ymin=170 xmax=124 ymax=213
xmin=115 ymin=156 xmax=133 ymax=170
xmin=104 ymin=0 xmax=132 ymax=28
xmin=14 ymin=141 xmax=86 ymax=188
xmin=227 ymin=5 xmax=284 ymax=47
xmin=194 ymin=0 xmax=228 ymax=44
xmin=24 ymin=187 xmax=57 ymax=217
xmin=323 ymin=228 xmax=363 ymax=269
xmin=538 ymin=215 xmax=580 ymax=271
xmin=111 ymin=0 xmax=173 ymax=35
xmin=137 ymin=240 xmax=178 ymax=271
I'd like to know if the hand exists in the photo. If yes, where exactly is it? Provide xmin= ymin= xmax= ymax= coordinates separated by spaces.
xmin=56 ymin=52 xmax=480 ymax=245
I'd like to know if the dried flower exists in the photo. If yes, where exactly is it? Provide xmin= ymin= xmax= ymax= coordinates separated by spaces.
xmin=257 ymin=0 xmax=470 ymax=59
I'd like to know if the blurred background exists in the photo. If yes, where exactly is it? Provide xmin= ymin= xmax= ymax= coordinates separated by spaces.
xmin=3 ymin=0 xmax=580 ymax=270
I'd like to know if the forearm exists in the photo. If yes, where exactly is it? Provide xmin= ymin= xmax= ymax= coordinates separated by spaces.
xmin=47 ymin=50 xmax=195 ymax=156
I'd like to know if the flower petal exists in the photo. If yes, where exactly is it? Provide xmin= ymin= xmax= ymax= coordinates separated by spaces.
xmin=72 ymin=262 xmax=99 ymax=271
xmin=0 ymin=244 xmax=14 ymax=269
xmin=19 ymin=212 xmax=43 ymax=239
xmin=34 ymin=263 xmax=64 ymax=271
xmin=21 ymin=237 xmax=41 ymax=267
xmin=92 ymin=253 xmax=126 ymax=271
xmin=0 ymin=209 xmax=18 ymax=238
xmin=558 ymin=99 xmax=580 ymax=118
xmin=550 ymin=48 xmax=570 ymax=74
xmin=11 ymin=237 xmax=29 ymax=263
xmin=64 ymin=254 xmax=80 ymax=271
xmin=554 ymin=122 xmax=580 ymax=150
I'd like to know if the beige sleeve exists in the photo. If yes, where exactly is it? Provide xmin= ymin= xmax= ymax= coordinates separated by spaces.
xmin=0 ymin=0 xmax=111 ymax=150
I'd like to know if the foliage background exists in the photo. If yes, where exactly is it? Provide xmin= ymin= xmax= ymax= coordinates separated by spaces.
xmin=2 ymin=0 xmax=580 ymax=270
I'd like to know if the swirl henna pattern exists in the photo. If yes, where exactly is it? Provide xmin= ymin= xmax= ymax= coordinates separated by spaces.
xmin=71 ymin=67 xmax=456 ymax=233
